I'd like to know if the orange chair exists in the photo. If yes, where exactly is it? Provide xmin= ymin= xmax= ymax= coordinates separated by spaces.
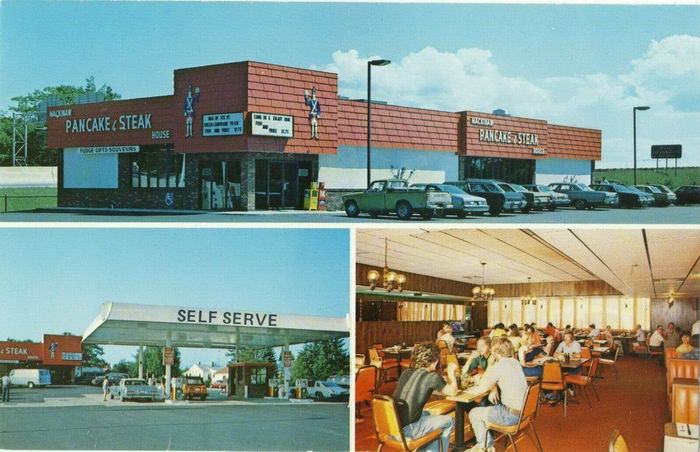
xmin=608 ymin=429 xmax=629 ymax=452
xmin=672 ymin=380 xmax=699 ymax=425
xmin=484 ymin=382 xmax=544 ymax=452
xmin=372 ymin=343 xmax=399 ymax=365
xmin=565 ymin=357 xmax=600 ymax=407
xmin=599 ymin=344 xmax=620 ymax=379
xmin=581 ymin=346 xmax=592 ymax=371
xmin=369 ymin=348 xmax=400 ymax=385
xmin=666 ymin=359 xmax=699 ymax=400
xmin=355 ymin=365 xmax=377 ymax=420
xmin=540 ymin=361 xmax=568 ymax=416
xmin=372 ymin=394 xmax=446 ymax=452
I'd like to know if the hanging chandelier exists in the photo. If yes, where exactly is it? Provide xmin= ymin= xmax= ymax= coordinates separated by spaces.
xmin=472 ymin=262 xmax=495 ymax=302
xmin=367 ymin=238 xmax=407 ymax=292
xmin=521 ymin=277 xmax=538 ymax=305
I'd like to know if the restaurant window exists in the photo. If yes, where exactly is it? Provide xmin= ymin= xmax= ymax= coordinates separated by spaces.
xmin=249 ymin=368 xmax=267 ymax=385
xmin=463 ymin=156 xmax=535 ymax=185
xmin=131 ymin=149 xmax=184 ymax=188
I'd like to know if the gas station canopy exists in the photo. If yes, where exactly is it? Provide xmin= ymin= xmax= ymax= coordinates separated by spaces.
xmin=82 ymin=302 xmax=350 ymax=349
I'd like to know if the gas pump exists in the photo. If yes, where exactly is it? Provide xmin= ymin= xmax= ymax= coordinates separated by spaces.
xmin=295 ymin=379 xmax=308 ymax=399
xmin=268 ymin=378 xmax=278 ymax=398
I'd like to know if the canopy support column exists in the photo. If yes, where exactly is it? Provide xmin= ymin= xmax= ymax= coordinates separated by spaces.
xmin=283 ymin=337 xmax=290 ymax=399
xmin=165 ymin=334 xmax=172 ymax=399
xmin=138 ymin=344 xmax=144 ymax=380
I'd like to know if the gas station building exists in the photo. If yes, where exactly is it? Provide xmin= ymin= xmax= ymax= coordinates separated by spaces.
xmin=46 ymin=60 xmax=602 ymax=211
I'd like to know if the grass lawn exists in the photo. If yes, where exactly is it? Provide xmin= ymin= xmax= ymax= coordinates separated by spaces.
xmin=0 ymin=187 xmax=57 ymax=212
xmin=594 ymin=167 xmax=700 ymax=189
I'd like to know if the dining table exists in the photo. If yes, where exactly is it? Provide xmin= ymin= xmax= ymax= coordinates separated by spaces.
xmin=445 ymin=387 xmax=491 ymax=448
xmin=381 ymin=347 xmax=413 ymax=375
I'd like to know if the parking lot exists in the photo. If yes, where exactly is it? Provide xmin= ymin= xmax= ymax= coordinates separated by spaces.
xmin=0 ymin=386 xmax=349 ymax=450
xmin=0 ymin=204 xmax=698 ymax=224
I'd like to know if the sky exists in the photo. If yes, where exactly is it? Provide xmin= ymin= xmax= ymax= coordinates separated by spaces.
xmin=1 ymin=2 xmax=698 ymax=167
xmin=0 ymin=228 xmax=349 ymax=368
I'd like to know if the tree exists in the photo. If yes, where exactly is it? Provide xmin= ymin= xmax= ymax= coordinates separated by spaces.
xmin=0 ymin=77 xmax=121 ymax=166
xmin=112 ymin=359 xmax=136 ymax=377
xmin=291 ymin=338 xmax=349 ymax=382
xmin=226 ymin=345 xmax=278 ymax=364
xmin=82 ymin=344 xmax=108 ymax=368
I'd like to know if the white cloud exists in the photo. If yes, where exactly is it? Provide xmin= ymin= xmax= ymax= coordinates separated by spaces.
xmin=313 ymin=35 xmax=700 ymax=168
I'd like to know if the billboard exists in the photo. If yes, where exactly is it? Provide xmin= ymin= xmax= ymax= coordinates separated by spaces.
xmin=651 ymin=144 xmax=682 ymax=159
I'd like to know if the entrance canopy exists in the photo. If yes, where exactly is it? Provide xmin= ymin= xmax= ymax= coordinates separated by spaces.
xmin=82 ymin=302 xmax=349 ymax=349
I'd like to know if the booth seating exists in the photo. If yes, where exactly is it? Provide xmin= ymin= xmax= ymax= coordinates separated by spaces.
xmin=666 ymin=359 xmax=699 ymax=402
xmin=671 ymin=379 xmax=699 ymax=425
xmin=664 ymin=348 xmax=678 ymax=366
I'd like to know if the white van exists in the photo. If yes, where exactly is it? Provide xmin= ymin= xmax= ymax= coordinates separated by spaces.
xmin=8 ymin=369 xmax=51 ymax=388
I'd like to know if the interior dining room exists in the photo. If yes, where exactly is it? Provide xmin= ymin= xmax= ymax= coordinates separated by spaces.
xmin=354 ymin=228 xmax=700 ymax=452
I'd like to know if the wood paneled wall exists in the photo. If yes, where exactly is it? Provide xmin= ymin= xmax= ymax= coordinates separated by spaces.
xmin=356 ymin=263 xmax=475 ymax=297
xmin=356 ymin=321 xmax=446 ymax=356
xmin=488 ymin=280 xmax=621 ymax=297
xmin=651 ymin=298 xmax=699 ymax=332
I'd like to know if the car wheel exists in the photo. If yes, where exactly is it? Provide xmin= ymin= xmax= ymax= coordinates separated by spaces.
xmin=421 ymin=210 xmax=433 ymax=220
xmin=315 ymin=392 xmax=324 ymax=401
xmin=489 ymin=204 xmax=502 ymax=216
xmin=344 ymin=201 xmax=360 ymax=217
xmin=110 ymin=394 xmax=114 ymax=400
xmin=396 ymin=201 xmax=413 ymax=220
xmin=521 ymin=206 xmax=531 ymax=213
xmin=120 ymin=394 xmax=126 ymax=402
xmin=548 ymin=205 xmax=556 ymax=212
xmin=27 ymin=382 xmax=35 ymax=389
xmin=574 ymin=199 xmax=587 ymax=210
xmin=457 ymin=211 xmax=466 ymax=219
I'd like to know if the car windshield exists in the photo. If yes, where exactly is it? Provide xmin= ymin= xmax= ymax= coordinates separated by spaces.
xmin=125 ymin=380 xmax=147 ymax=385
xmin=646 ymin=186 xmax=661 ymax=193
xmin=437 ymin=184 xmax=465 ymax=194
xmin=537 ymin=185 xmax=553 ymax=192
xmin=574 ymin=184 xmax=593 ymax=191
xmin=627 ymin=186 xmax=646 ymax=194
xmin=654 ymin=185 xmax=672 ymax=193
xmin=323 ymin=382 xmax=341 ymax=388
xmin=387 ymin=180 xmax=408 ymax=189
xmin=611 ymin=184 xmax=634 ymax=193
xmin=185 ymin=377 xmax=203 ymax=384
xmin=510 ymin=184 xmax=528 ymax=192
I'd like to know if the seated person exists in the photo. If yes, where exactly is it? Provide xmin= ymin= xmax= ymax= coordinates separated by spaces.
xmin=467 ymin=338 xmax=529 ymax=452
xmin=649 ymin=325 xmax=665 ymax=355
xmin=507 ymin=327 xmax=521 ymax=352
xmin=545 ymin=322 xmax=557 ymax=339
xmin=489 ymin=323 xmax=507 ymax=338
xmin=588 ymin=324 xmax=600 ymax=338
xmin=393 ymin=342 xmax=458 ymax=452
xmin=676 ymin=331 xmax=694 ymax=355
xmin=525 ymin=326 xmax=542 ymax=345
xmin=543 ymin=336 xmax=556 ymax=356
xmin=602 ymin=325 xmax=614 ymax=347
xmin=436 ymin=323 xmax=449 ymax=342
xmin=518 ymin=335 xmax=546 ymax=377
xmin=462 ymin=337 xmax=493 ymax=377
xmin=665 ymin=323 xmax=681 ymax=349
xmin=562 ymin=324 xmax=572 ymax=337
xmin=633 ymin=324 xmax=646 ymax=345
xmin=681 ymin=347 xmax=700 ymax=361
xmin=439 ymin=325 xmax=456 ymax=351
xmin=555 ymin=332 xmax=582 ymax=356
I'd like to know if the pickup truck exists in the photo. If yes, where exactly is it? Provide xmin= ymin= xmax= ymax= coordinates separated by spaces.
xmin=444 ymin=179 xmax=526 ymax=216
xmin=342 ymin=179 xmax=452 ymax=220
xmin=548 ymin=182 xmax=618 ymax=210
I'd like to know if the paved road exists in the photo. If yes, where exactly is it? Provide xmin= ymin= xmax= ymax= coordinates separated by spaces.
xmin=1 ymin=205 xmax=699 ymax=223
xmin=0 ymin=388 xmax=349 ymax=450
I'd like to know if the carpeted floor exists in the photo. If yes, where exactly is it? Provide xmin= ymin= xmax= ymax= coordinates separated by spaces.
xmin=355 ymin=355 xmax=668 ymax=451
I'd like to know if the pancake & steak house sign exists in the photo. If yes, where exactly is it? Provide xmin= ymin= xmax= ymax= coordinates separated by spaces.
xmin=64 ymin=114 xmax=153 ymax=134
xmin=471 ymin=116 xmax=541 ymax=146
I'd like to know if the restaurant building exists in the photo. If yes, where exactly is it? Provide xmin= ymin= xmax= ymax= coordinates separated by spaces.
xmin=46 ymin=60 xmax=601 ymax=211
xmin=0 ymin=334 xmax=83 ymax=384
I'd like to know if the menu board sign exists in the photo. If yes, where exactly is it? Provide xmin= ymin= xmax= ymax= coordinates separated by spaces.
xmin=202 ymin=113 xmax=244 ymax=136
xmin=251 ymin=113 xmax=293 ymax=138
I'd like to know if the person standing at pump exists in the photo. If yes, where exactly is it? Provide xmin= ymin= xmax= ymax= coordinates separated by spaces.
xmin=2 ymin=373 xmax=11 ymax=402
xmin=102 ymin=377 xmax=110 ymax=401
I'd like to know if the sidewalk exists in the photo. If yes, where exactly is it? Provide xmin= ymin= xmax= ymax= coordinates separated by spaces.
xmin=36 ymin=207 xmax=338 ymax=216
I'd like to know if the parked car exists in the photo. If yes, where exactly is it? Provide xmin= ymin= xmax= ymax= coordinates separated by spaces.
xmin=496 ymin=182 xmax=546 ymax=213
xmin=109 ymin=378 xmax=161 ymax=402
xmin=444 ymin=179 xmax=526 ymax=216
xmin=548 ymin=182 xmax=618 ymax=210
xmin=589 ymin=183 xmax=653 ymax=208
xmin=649 ymin=184 xmax=677 ymax=205
xmin=105 ymin=373 xmax=129 ymax=385
xmin=410 ymin=183 xmax=489 ymax=218
xmin=342 ymin=179 xmax=452 ymax=220
xmin=523 ymin=184 xmax=568 ymax=210
xmin=180 ymin=376 xmax=208 ymax=401
xmin=8 ymin=369 xmax=51 ymax=388
xmin=326 ymin=375 xmax=350 ymax=390
xmin=634 ymin=185 xmax=671 ymax=207
xmin=91 ymin=375 xmax=106 ymax=386
xmin=310 ymin=381 xmax=349 ymax=401
xmin=674 ymin=185 xmax=700 ymax=205
xmin=210 ymin=379 xmax=227 ymax=390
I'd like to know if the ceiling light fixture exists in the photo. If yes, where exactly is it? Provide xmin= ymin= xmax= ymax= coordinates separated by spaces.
xmin=521 ymin=277 xmax=537 ymax=305
xmin=367 ymin=238 xmax=407 ymax=292
xmin=472 ymin=261 xmax=495 ymax=303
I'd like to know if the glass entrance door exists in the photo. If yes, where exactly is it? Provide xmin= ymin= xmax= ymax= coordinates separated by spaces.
xmin=255 ymin=160 xmax=301 ymax=209
xmin=199 ymin=160 xmax=242 ymax=210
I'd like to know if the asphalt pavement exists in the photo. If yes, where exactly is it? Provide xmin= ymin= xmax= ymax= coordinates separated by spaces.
xmin=0 ymin=387 xmax=349 ymax=450
xmin=0 ymin=205 xmax=699 ymax=224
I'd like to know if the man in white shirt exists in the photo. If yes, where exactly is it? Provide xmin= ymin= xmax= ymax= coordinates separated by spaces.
xmin=1 ymin=374 xmax=10 ymax=402
xmin=588 ymin=324 xmax=600 ymax=338
xmin=466 ymin=337 xmax=528 ymax=452
xmin=555 ymin=332 xmax=582 ymax=355
xmin=439 ymin=325 xmax=456 ymax=351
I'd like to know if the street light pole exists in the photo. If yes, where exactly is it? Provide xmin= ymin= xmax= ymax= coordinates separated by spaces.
xmin=633 ymin=106 xmax=650 ymax=185
xmin=367 ymin=59 xmax=391 ymax=189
